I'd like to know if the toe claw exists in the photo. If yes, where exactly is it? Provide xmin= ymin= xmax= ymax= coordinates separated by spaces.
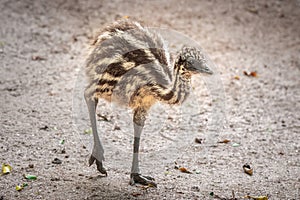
xmin=130 ymin=173 xmax=157 ymax=187
xmin=96 ymin=160 xmax=107 ymax=176
xmin=89 ymin=155 xmax=107 ymax=176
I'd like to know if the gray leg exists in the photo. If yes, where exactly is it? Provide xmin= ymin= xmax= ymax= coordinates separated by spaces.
xmin=84 ymin=90 xmax=107 ymax=176
xmin=129 ymin=108 xmax=156 ymax=187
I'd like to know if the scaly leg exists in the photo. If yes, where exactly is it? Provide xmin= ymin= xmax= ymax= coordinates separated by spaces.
xmin=84 ymin=90 xmax=107 ymax=176
xmin=129 ymin=108 xmax=156 ymax=187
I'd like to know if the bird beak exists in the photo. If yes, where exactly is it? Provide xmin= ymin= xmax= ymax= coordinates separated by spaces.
xmin=186 ymin=57 xmax=213 ymax=75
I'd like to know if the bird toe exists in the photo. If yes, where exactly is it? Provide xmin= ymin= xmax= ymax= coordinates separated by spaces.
xmin=130 ymin=173 xmax=157 ymax=187
xmin=89 ymin=155 xmax=107 ymax=176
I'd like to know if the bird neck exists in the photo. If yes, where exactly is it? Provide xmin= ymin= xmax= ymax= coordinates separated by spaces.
xmin=169 ymin=64 xmax=192 ymax=104
xmin=153 ymin=62 xmax=191 ymax=105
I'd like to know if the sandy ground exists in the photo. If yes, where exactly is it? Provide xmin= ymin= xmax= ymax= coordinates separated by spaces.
xmin=1 ymin=0 xmax=300 ymax=199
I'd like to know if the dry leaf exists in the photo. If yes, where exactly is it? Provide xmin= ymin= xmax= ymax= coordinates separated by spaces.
xmin=32 ymin=55 xmax=46 ymax=61
xmin=179 ymin=167 xmax=192 ymax=174
xmin=16 ymin=183 xmax=28 ymax=191
xmin=245 ymin=7 xmax=259 ymax=15
xmin=245 ymin=195 xmax=268 ymax=200
xmin=243 ymin=164 xmax=253 ymax=176
xmin=16 ymin=184 xmax=23 ymax=191
xmin=250 ymin=71 xmax=257 ymax=77
xmin=234 ymin=76 xmax=240 ymax=80
xmin=24 ymin=174 xmax=37 ymax=180
xmin=244 ymin=71 xmax=257 ymax=77
xmin=147 ymin=182 xmax=157 ymax=188
xmin=131 ymin=192 xmax=142 ymax=197
xmin=97 ymin=114 xmax=110 ymax=122
xmin=218 ymin=139 xmax=231 ymax=144
xmin=2 ymin=163 xmax=12 ymax=174
xmin=84 ymin=128 xmax=92 ymax=134
xmin=59 ymin=139 xmax=65 ymax=145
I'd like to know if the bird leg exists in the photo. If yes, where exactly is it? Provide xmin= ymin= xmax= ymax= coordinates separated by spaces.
xmin=84 ymin=90 xmax=107 ymax=176
xmin=129 ymin=108 xmax=157 ymax=187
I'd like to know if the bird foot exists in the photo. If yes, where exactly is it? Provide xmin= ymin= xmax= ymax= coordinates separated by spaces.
xmin=89 ymin=155 xmax=107 ymax=176
xmin=130 ymin=173 xmax=157 ymax=187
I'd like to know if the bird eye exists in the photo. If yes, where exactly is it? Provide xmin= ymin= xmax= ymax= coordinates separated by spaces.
xmin=188 ymin=59 xmax=194 ymax=64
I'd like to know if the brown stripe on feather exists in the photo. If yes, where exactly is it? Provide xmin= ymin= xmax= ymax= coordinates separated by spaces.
xmin=149 ymin=48 xmax=168 ymax=66
xmin=161 ymin=90 xmax=174 ymax=101
xmin=97 ymin=79 xmax=118 ymax=86
xmin=147 ymin=83 xmax=174 ymax=101
xmin=104 ymin=62 xmax=128 ymax=77
xmin=96 ymin=88 xmax=111 ymax=93
xmin=123 ymin=49 xmax=153 ymax=65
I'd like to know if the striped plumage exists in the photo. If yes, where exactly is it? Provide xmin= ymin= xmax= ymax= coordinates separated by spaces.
xmin=84 ymin=20 xmax=213 ymax=187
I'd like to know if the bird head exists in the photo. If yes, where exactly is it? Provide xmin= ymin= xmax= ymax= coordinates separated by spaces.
xmin=178 ymin=46 xmax=213 ymax=75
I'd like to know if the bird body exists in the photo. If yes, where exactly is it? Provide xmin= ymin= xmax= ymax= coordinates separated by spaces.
xmin=84 ymin=19 xmax=213 ymax=186
xmin=85 ymin=20 xmax=193 ymax=109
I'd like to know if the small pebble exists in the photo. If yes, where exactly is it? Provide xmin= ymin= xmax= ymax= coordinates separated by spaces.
xmin=50 ymin=177 xmax=60 ymax=181
xmin=191 ymin=185 xmax=200 ymax=192
xmin=232 ymin=143 xmax=240 ymax=147
xmin=113 ymin=125 xmax=121 ymax=130
xmin=39 ymin=125 xmax=49 ymax=130
xmin=195 ymin=138 xmax=203 ymax=144
xmin=52 ymin=158 xmax=62 ymax=164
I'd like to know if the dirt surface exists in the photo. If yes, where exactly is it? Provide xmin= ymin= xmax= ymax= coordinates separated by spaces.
xmin=1 ymin=0 xmax=300 ymax=199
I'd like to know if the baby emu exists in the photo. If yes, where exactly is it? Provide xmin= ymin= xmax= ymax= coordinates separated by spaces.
xmin=84 ymin=20 xmax=213 ymax=187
